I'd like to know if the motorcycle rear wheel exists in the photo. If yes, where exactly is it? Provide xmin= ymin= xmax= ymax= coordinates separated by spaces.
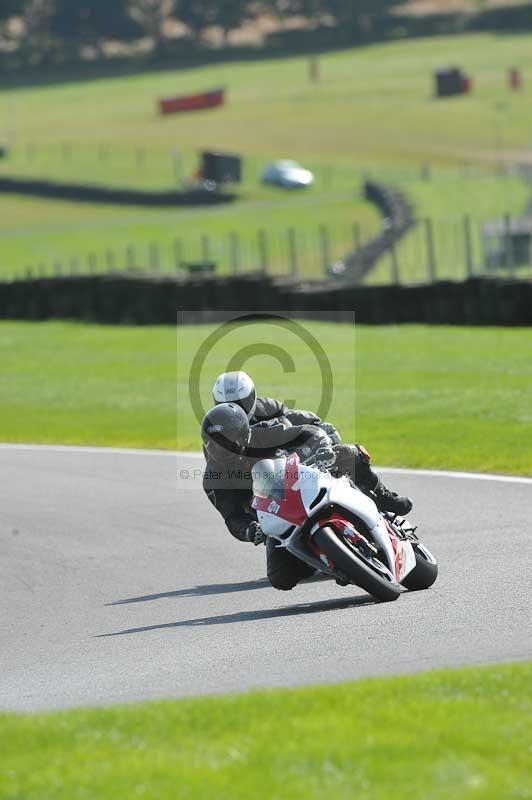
xmin=313 ymin=526 xmax=401 ymax=602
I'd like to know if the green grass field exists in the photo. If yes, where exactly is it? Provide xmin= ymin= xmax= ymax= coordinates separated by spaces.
xmin=2 ymin=32 xmax=532 ymax=278
xmin=1 ymin=662 xmax=531 ymax=800
xmin=2 ymin=320 xmax=531 ymax=474
xmin=3 ymin=33 xmax=532 ymax=167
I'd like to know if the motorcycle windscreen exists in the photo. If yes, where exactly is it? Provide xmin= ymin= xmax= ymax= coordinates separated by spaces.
xmin=251 ymin=457 xmax=287 ymax=501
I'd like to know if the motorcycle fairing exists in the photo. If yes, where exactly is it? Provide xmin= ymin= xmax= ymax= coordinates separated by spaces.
xmin=252 ymin=453 xmax=416 ymax=582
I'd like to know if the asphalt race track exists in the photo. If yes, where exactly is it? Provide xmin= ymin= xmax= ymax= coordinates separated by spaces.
xmin=2 ymin=445 xmax=531 ymax=712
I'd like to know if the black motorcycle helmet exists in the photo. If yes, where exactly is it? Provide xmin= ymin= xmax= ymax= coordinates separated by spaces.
xmin=201 ymin=402 xmax=251 ymax=458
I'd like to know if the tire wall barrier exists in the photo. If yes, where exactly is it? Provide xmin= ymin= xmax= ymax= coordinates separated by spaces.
xmin=337 ymin=180 xmax=414 ymax=283
xmin=0 ymin=177 xmax=235 ymax=207
xmin=1 ymin=273 xmax=531 ymax=326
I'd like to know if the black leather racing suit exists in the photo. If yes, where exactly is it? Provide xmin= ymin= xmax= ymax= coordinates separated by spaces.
xmin=250 ymin=396 xmax=321 ymax=428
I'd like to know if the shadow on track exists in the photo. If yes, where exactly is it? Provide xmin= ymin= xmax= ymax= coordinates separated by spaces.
xmin=98 ymin=593 xmax=376 ymax=637
xmin=106 ymin=574 xmax=329 ymax=606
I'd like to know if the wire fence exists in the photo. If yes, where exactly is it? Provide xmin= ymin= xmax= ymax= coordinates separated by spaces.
xmin=7 ymin=211 xmax=532 ymax=285
xmin=11 ymin=222 xmax=367 ymax=282
xmin=2 ymin=141 xmax=523 ymax=192
xmin=2 ymin=144 xmax=532 ymax=284
xmin=0 ymin=143 xmax=367 ymax=192
xmin=368 ymin=214 xmax=532 ymax=286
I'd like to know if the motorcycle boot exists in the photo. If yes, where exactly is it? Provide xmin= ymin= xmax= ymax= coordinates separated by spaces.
xmin=373 ymin=479 xmax=413 ymax=516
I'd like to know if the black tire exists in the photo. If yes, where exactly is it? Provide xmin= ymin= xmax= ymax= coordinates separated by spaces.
xmin=313 ymin=526 xmax=401 ymax=602
xmin=401 ymin=543 xmax=438 ymax=591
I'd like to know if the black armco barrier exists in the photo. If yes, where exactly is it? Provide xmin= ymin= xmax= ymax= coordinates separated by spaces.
xmin=1 ymin=273 xmax=531 ymax=326
xmin=0 ymin=176 xmax=236 ymax=207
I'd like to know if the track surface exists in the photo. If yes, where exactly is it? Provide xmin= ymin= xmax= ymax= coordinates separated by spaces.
xmin=1 ymin=447 xmax=531 ymax=712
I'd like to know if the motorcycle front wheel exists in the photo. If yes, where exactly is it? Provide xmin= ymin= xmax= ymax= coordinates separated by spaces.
xmin=401 ymin=543 xmax=438 ymax=591
xmin=313 ymin=526 xmax=401 ymax=602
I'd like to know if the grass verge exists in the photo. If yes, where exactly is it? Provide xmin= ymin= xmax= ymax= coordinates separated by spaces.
xmin=1 ymin=321 xmax=531 ymax=475
xmin=1 ymin=662 xmax=531 ymax=800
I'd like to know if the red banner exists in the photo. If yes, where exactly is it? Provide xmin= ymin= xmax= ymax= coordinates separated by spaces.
xmin=159 ymin=87 xmax=225 ymax=115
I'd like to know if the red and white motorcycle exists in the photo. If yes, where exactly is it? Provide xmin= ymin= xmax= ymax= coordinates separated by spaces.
xmin=252 ymin=452 xmax=438 ymax=602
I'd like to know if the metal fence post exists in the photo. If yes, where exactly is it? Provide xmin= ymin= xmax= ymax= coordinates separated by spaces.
xmin=319 ymin=225 xmax=330 ymax=272
xmin=173 ymin=151 xmax=182 ymax=185
xmin=479 ymin=220 xmax=488 ymax=274
xmin=105 ymin=250 xmax=114 ymax=272
xmin=425 ymin=218 xmax=437 ymax=283
xmin=173 ymin=239 xmax=183 ymax=270
xmin=353 ymin=222 xmax=361 ymax=253
xmin=230 ymin=232 xmax=240 ymax=274
xmin=390 ymin=240 xmax=400 ymax=285
xmin=258 ymin=229 xmax=269 ymax=273
xmin=288 ymin=228 xmax=298 ymax=277
xmin=126 ymin=245 xmax=135 ymax=271
xmin=69 ymin=257 xmax=78 ymax=275
xmin=201 ymin=234 xmax=210 ymax=263
xmin=149 ymin=243 xmax=159 ymax=271
xmin=463 ymin=215 xmax=474 ymax=278
xmin=504 ymin=213 xmax=514 ymax=274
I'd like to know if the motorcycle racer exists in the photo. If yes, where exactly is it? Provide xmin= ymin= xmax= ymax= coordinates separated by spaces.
xmin=211 ymin=370 xmax=411 ymax=517
xmin=202 ymin=402 xmax=333 ymax=589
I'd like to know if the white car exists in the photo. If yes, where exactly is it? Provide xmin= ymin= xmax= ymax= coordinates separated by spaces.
xmin=261 ymin=160 xmax=314 ymax=189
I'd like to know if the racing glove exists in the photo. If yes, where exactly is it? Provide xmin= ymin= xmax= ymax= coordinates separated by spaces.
xmin=317 ymin=421 xmax=342 ymax=445
xmin=246 ymin=521 xmax=266 ymax=546
xmin=314 ymin=442 xmax=337 ymax=471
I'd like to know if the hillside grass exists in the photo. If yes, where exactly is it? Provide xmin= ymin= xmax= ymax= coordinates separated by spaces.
xmin=2 ymin=33 xmax=532 ymax=165
xmin=1 ymin=320 xmax=531 ymax=475
xmin=1 ymin=32 xmax=532 ymax=277
xmin=1 ymin=662 xmax=531 ymax=800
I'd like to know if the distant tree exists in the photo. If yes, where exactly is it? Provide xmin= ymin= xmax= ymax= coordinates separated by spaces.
xmin=173 ymin=0 xmax=211 ymax=41
xmin=267 ymin=0 xmax=325 ymax=21
xmin=176 ymin=0 xmax=253 ymax=42
xmin=129 ymin=0 xmax=176 ymax=52
xmin=0 ymin=0 xmax=26 ymax=39
xmin=210 ymin=0 xmax=256 ymax=42
xmin=4 ymin=0 xmax=55 ymax=64
xmin=49 ymin=0 xmax=142 ymax=53
xmin=322 ymin=0 xmax=402 ymax=35
xmin=0 ymin=0 xmax=26 ymax=21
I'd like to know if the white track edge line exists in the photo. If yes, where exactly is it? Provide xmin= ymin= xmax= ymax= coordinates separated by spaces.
xmin=0 ymin=443 xmax=531 ymax=485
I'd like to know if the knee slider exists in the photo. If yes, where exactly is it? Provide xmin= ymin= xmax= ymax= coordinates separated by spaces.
xmin=267 ymin=569 xmax=298 ymax=591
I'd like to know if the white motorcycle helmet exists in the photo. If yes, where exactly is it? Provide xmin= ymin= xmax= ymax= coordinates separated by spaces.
xmin=212 ymin=371 xmax=257 ymax=419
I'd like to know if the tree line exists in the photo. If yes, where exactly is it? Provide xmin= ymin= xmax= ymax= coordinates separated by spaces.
xmin=0 ymin=1 xmax=402 ymax=60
